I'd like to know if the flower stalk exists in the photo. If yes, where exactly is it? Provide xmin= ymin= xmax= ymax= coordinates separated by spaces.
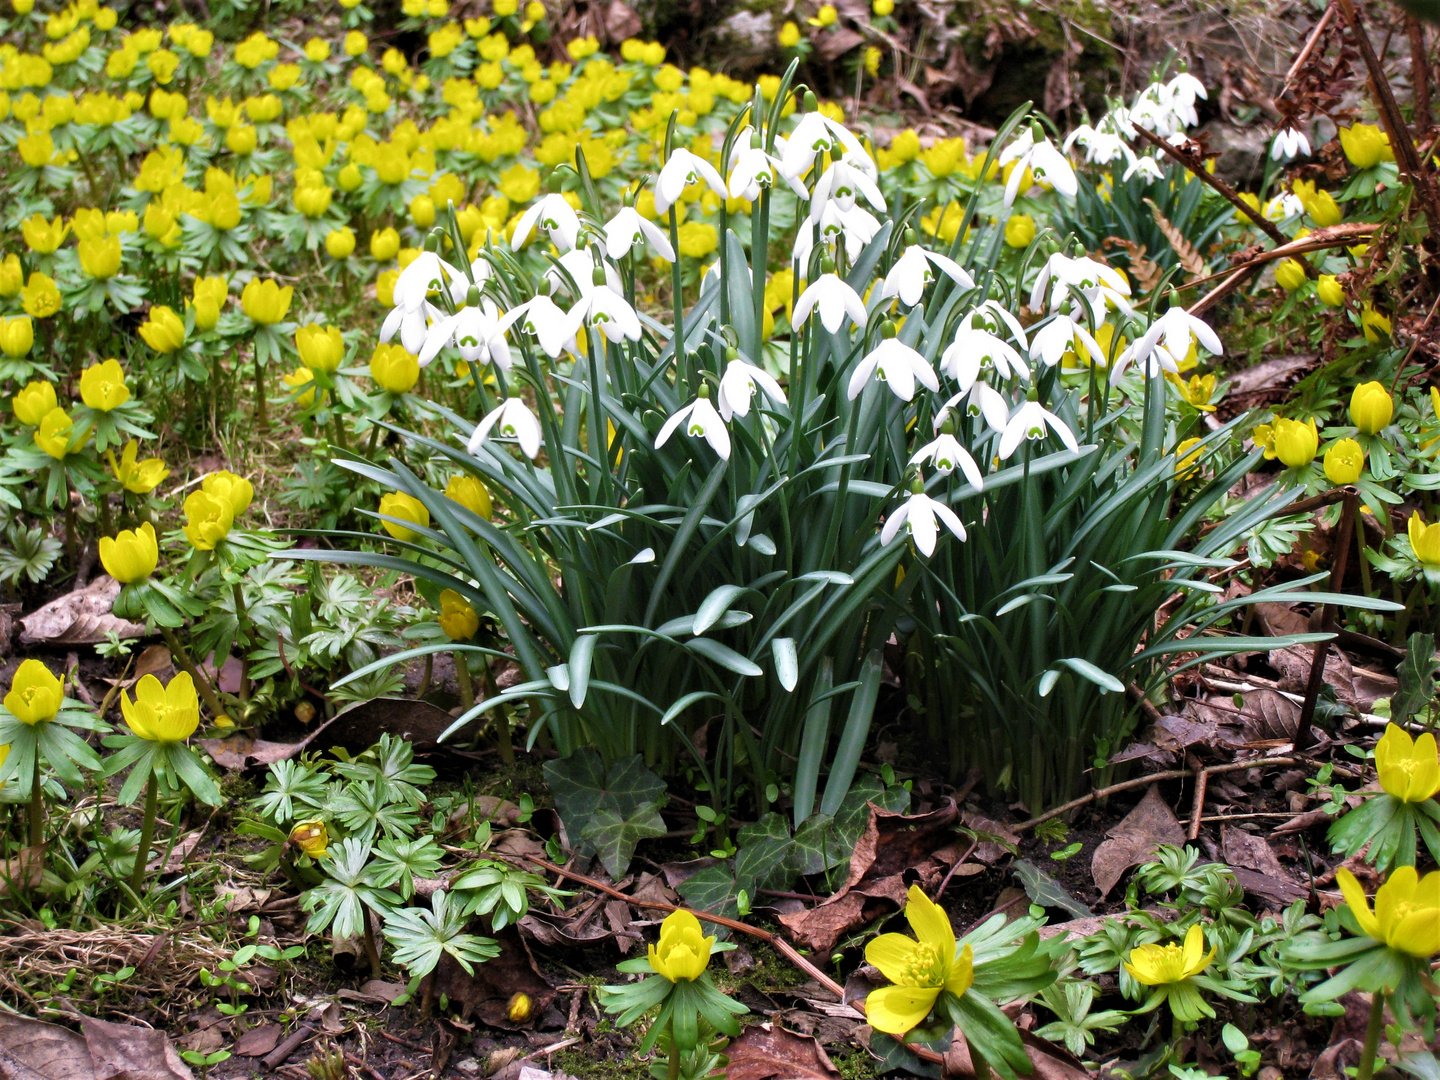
xmin=127 ymin=773 xmax=159 ymax=904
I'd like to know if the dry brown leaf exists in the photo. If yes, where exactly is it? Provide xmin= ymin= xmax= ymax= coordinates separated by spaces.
xmin=1145 ymin=199 xmax=1206 ymax=278
xmin=0 ymin=1013 xmax=197 ymax=1080
xmin=0 ymin=845 xmax=45 ymax=898
xmin=1091 ymin=785 xmax=1184 ymax=898
xmin=726 ymin=1025 xmax=840 ymax=1080
xmin=232 ymin=1023 xmax=281 ymax=1057
xmin=19 ymin=577 xmax=148 ymax=646
xmin=1221 ymin=824 xmax=1288 ymax=879
xmin=1102 ymin=237 xmax=1164 ymax=292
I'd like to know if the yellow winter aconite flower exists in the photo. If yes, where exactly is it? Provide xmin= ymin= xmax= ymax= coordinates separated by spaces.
xmin=1374 ymin=724 xmax=1440 ymax=803
xmin=370 ymin=343 xmax=419 ymax=393
xmin=107 ymin=440 xmax=169 ymax=494
xmin=1409 ymin=511 xmax=1440 ymax=568
xmin=1125 ymin=924 xmax=1216 ymax=986
xmin=1323 ymin=438 xmax=1363 ymax=485
xmin=1181 ymin=373 xmax=1216 ymax=412
xmin=864 ymin=884 xmax=973 ymax=1035
xmin=22 ymin=214 xmax=67 ymax=253
xmin=4 ymin=659 xmax=63 ymax=726
xmin=289 ymin=820 xmax=329 ymax=859
xmin=241 ymin=278 xmax=293 ymax=324
xmin=1003 ymin=213 xmax=1035 ymax=248
xmin=121 ymin=672 xmax=200 ymax=742
xmin=100 ymin=522 xmax=159 ymax=584
xmin=193 ymin=276 xmax=228 ymax=330
xmin=1337 ymin=866 xmax=1440 ymax=958
xmin=370 ymin=227 xmax=401 ymax=261
xmin=1317 ymin=275 xmax=1344 ymax=307
xmin=445 ymin=474 xmax=493 ymax=519
xmin=1274 ymin=258 xmax=1306 ymax=292
xmin=438 ymin=589 xmax=480 ymax=640
xmin=0 ymin=316 xmax=33 ymax=358
xmin=295 ymin=324 xmax=345 ymax=374
xmin=778 ymin=21 xmax=801 ymax=47
xmin=79 ymin=359 xmax=130 ymax=411
xmin=12 ymin=381 xmax=55 ymax=427
xmin=646 ymin=909 xmax=715 ymax=983
xmin=1173 ymin=437 xmax=1203 ymax=479
xmin=183 ymin=490 xmax=235 ymax=550
xmin=1339 ymin=123 xmax=1393 ymax=169
xmin=325 ymin=226 xmax=356 ymax=259
xmin=378 ymin=491 xmax=429 ymax=541
xmin=1349 ymin=381 xmax=1393 ymax=434
xmin=506 ymin=993 xmax=532 ymax=1023
xmin=282 ymin=366 xmax=317 ymax=408
xmin=0 ymin=255 xmax=23 ymax=297
xmin=22 ymin=273 xmax=61 ymax=319
xmin=1362 ymin=305 xmax=1392 ymax=342
xmin=77 ymin=234 xmax=123 ymax=279
xmin=139 ymin=305 xmax=186 ymax=354
xmin=34 ymin=407 xmax=77 ymax=458
xmin=203 ymin=470 xmax=254 ymax=517
xmin=1272 ymin=417 xmax=1317 ymax=468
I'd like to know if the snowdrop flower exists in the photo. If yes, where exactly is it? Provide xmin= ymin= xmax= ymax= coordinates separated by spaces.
xmin=509 ymin=289 xmax=584 ymax=358
xmin=381 ymin=301 xmax=442 ymax=355
xmin=1166 ymin=72 xmax=1207 ymax=129
xmin=656 ymin=386 xmax=730 ymax=459
xmin=654 ymin=148 xmax=727 ymax=216
xmin=879 ymin=242 xmax=974 ymax=307
xmin=809 ymin=153 xmax=886 ymax=221
xmin=940 ymin=381 xmax=1012 ymax=434
xmin=604 ymin=206 xmax=675 ymax=261
xmin=547 ymin=248 xmax=624 ymax=297
xmin=1271 ymin=128 xmax=1311 ymax=162
xmin=393 ymin=250 xmax=458 ymax=312
xmin=999 ymin=398 xmax=1080 ymax=459
xmin=847 ymin=326 xmax=938 ymax=402
xmin=794 ymin=272 xmax=868 ymax=334
xmin=727 ymin=130 xmax=807 ymax=201
xmin=571 ymin=274 xmax=643 ymax=344
xmin=510 ymin=193 xmax=581 ymax=252
xmin=1122 ymin=154 xmax=1165 ymax=183
xmin=418 ymin=299 xmax=522 ymax=371
xmin=881 ymin=480 xmax=966 ymax=557
xmin=717 ymin=358 xmax=787 ymax=420
xmin=780 ymin=110 xmax=866 ymax=182
xmin=1030 ymin=253 xmax=1131 ymax=321
xmin=910 ymin=428 xmax=984 ymax=489
xmin=1115 ymin=305 xmax=1222 ymax=377
xmin=1063 ymin=123 xmax=1129 ymax=166
xmin=1031 ymin=314 xmax=1105 ymax=369
xmin=469 ymin=397 xmax=542 ymax=458
xmin=940 ymin=322 xmax=1028 ymax=389
xmin=998 ymin=128 xmax=1078 ymax=207
xmin=794 ymin=202 xmax=881 ymax=267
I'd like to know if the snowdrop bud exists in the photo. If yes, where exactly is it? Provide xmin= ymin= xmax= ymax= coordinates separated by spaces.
xmin=903 ymin=227 xmax=918 ymax=245
xmin=803 ymin=90 xmax=818 ymax=112
xmin=548 ymin=170 xmax=566 ymax=193
xmin=940 ymin=417 xmax=956 ymax=436
xmin=466 ymin=284 xmax=481 ymax=307
xmin=424 ymin=231 xmax=441 ymax=253
xmin=592 ymin=265 xmax=607 ymax=286
xmin=1026 ymin=385 xmax=1039 ymax=402
xmin=725 ymin=346 xmax=738 ymax=361
xmin=537 ymin=276 xmax=553 ymax=296
xmin=1030 ymin=121 xmax=1044 ymax=141
xmin=1070 ymin=238 xmax=1086 ymax=258
xmin=821 ymin=255 xmax=836 ymax=274
xmin=909 ymin=474 xmax=924 ymax=494
xmin=697 ymin=381 xmax=712 ymax=398
xmin=880 ymin=320 xmax=897 ymax=340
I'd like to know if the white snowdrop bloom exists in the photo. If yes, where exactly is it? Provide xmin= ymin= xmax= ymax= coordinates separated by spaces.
xmin=509 ymin=293 xmax=585 ymax=358
xmin=444 ymin=259 xmax=494 ymax=307
xmin=381 ymin=300 xmax=442 ymax=356
xmin=417 ymin=299 xmax=522 ymax=371
xmin=717 ymin=359 xmax=787 ymax=420
xmin=1115 ymin=305 xmax=1222 ymax=378
xmin=881 ymin=488 xmax=966 ymax=557
xmin=967 ymin=300 xmax=1030 ymax=347
xmin=999 ymin=399 xmax=1080 ymax=459
xmin=998 ymin=128 xmax=1078 ymax=207
xmin=546 ymin=248 xmax=624 ymax=298
xmin=1063 ymin=123 xmax=1130 ymax=166
xmin=572 ymin=283 xmax=643 ymax=344
xmin=509 ymin=193 xmax=581 ymax=252
xmin=847 ymin=335 xmax=939 ymax=402
xmin=809 ymin=153 xmax=886 ymax=221
xmin=469 ymin=397 xmax=542 ymax=459
xmin=794 ymin=273 xmax=868 ymax=333
xmin=656 ymin=390 xmax=731 ymax=460
xmin=940 ymin=382 xmax=1011 ymax=434
xmin=780 ymin=111 xmax=867 ymax=182
xmin=1030 ymin=253 xmax=1132 ymax=321
xmin=1166 ymin=73 xmax=1207 ymax=129
xmin=654 ymin=148 xmax=727 ymax=216
xmin=940 ymin=325 xmax=1028 ymax=389
xmin=1031 ymin=314 xmax=1106 ymax=369
xmin=603 ymin=206 xmax=675 ymax=261
xmin=727 ymin=130 xmax=808 ymax=201
xmin=794 ymin=202 xmax=882 ymax=267
xmin=1122 ymin=154 xmax=1165 ymax=183
xmin=1271 ymin=128 xmax=1311 ymax=162
xmin=910 ymin=432 xmax=984 ymax=489
xmin=392 ymin=251 xmax=458 ymax=313
xmin=879 ymin=244 xmax=974 ymax=307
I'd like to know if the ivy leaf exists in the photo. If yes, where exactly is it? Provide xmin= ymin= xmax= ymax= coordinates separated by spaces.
xmin=675 ymin=863 xmax=740 ymax=927
xmin=1014 ymin=859 xmax=1093 ymax=919
xmin=734 ymin=812 xmax=794 ymax=894
xmin=1393 ymin=633 xmax=1440 ymax=725
xmin=581 ymin=803 xmax=667 ymax=880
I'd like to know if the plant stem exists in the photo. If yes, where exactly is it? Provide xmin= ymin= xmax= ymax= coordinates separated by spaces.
xmin=362 ymin=907 xmax=383 ymax=979
xmin=128 ymin=773 xmax=159 ymax=905
xmin=159 ymin=624 xmax=228 ymax=723
xmin=1357 ymin=991 xmax=1386 ymax=1080
xmin=253 ymin=354 xmax=267 ymax=430
xmin=484 ymin=666 xmax=514 ymax=764
xmin=1171 ymin=1009 xmax=1186 ymax=1065
xmin=666 ymin=1018 xmax=681 ymax=1080
xmin=28 ymin=753 xmax=43 ymax=848
xmin=231 ymin=582 xmax=251 ymax=703
xmin=454 ymin=649 xmax=475 ymax=711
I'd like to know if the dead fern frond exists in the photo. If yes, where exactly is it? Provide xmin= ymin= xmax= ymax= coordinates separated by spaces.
xmin=1145 ymin=198 xmax=1207 ymax=278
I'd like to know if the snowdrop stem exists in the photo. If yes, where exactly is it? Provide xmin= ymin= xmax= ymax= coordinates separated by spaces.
xmin=668 ymin=204 xmax=684 ymax=359
xmin=751 ymin=188 xmax=770 ymax=360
